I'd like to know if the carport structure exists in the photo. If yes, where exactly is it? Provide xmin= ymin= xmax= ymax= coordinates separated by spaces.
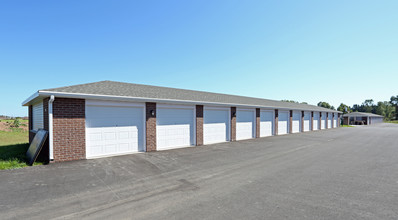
xmin=342 ymin=112 xmax=384 ymax=125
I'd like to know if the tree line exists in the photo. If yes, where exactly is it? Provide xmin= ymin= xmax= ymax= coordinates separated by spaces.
xmin=319 ymin=96 xmax=398 ymax=121
xmin=282 ymin=96 xmax=398 ymax=121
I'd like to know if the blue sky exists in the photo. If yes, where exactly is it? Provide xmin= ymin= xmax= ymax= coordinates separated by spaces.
xmin=1 ymin=0 xmax=397 ymax=117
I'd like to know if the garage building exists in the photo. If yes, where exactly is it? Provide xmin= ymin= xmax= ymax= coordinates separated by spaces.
xmin=342 ymin=112 xmax=384 ymax=125
xmin=23 ymin=81 xmax=341 ymax=162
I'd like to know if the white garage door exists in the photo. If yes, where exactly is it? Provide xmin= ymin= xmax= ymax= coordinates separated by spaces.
xmin=333 ymin=114 xmax=338 ymax=128
xmin=157 ymin=105 xmax=195 ymax=150
xmin=303 ymin=112 xmax=311 ymax=132
xmin=278 ymin=111 xmax=289 ymax=135
xmin=236 ymin=109 xmax=255 ymax=140
xmin=86 ymin=101 xmax=144 ymax=159
xmin=321 ymin=113 xmax=326 ymax=129
xmin=292 ymin=111 xmax=301 ymax=133
xmin=204 ymin=107 xmax=230 ymax=145
xmin=327 ymin=113 xmax=332 ymax=129
xmin=260 ymin=110 xmax=274 ymax=137
xmin=313 ymin=112 xmax=319 ymax=130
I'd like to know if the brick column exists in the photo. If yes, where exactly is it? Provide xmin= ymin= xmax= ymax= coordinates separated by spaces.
xmin=326 ymin=113 xmax=329 ymax=129
xmin=231 ymin=107 xmax=236 ymax=141
xmin=275 ymin=109 xmax=279 ymax=135
xmin=196 ymin=105 xmax=203 ymax=146
xmin=256 ymin=108 xmax=260 ymax=138
xmin=319 ymin=112 xmax=322 ymax=130
xmin=301 ymin=111 xmax=305 ymax=132
xmin=289 ymin=110 xmax=293 ymax=133
xmin=332 ymin=113 xmax=334 ymax=128
xmin=311 ymin=111 xmax=314 ymax=131
xmin=53 ymin=98 xmax=85 ymax=162
xmin=146 ymin=102 xmax=157 ymax=151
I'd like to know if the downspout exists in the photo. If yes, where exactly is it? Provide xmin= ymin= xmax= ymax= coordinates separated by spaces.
xmin=49 ymin=95 xmax=55 ymax=161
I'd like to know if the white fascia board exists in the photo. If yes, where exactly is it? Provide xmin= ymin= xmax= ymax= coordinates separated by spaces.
xmin=22 ymin=92 xmax=40 ymax=106
xmin=37 ymin=90 xmax=340 ymax=113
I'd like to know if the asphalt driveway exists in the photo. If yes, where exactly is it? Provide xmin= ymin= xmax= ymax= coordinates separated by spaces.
xmin=1 ymin=124 xmax=398 ymax=220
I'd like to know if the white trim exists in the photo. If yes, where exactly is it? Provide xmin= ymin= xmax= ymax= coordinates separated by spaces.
xmin=143 ymin=104 xmax=146 ymax=152
xmin=86 ymin=99 xmax=145 ymax=107
xmin=193 ymin=106 xmax=196 ymax=146
xmin=157 ymin=103 xmax=195 ymax=109
xmin=87 ymin=151 xmax=143 ymax=159
xmin=26 ymin=90 xmax=341 ymax=113
xmin=48 ymin=95 xmax=55 ymax=160
xmin=22 ymin=92 xmax=39 ymax=106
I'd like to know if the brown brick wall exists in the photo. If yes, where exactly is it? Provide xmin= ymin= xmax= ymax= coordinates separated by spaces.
xmin=331 ymin=113 xmax=334 ymax=128
xmin=343 ymin=116 xmax=349 ymax=125
xmin=230 ymin=107 xmax=236 ymax=141
xmin=53 ymin=98 xmax=86 ymax=162
xmin=319 ymin=112 xmax=322 ymax=130
xmin=196 ymin=105 xmax=204 ymax=146
xmin=311 ymin=112 xmax=314 ymax=131
xmin=256 ymin=108 xmax=260 ymax=138
xmin=301 ymin=111 xmax=305 ymax=132
xmin=146 ymin=102 xmax=157 ymax=151
xmin=289 ymin=110 xmax=293 ymax=133
xmin=275 ymin=110 xmax=279 ymax=135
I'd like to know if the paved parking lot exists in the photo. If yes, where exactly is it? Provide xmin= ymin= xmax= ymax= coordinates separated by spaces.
xmin=1 ymin=123 xmax=398 ymax=220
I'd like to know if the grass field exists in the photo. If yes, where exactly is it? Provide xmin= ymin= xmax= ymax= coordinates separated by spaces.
xmin=341 ymin=125 xmax=354 ymax=127
xmin=0 ymin=125 xmax=43 ymax=170
xmin=385 ymin=120 xmax=398 ymax=124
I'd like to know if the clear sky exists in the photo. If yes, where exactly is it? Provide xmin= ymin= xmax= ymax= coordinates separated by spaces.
xmin=1 ymin=0 xmax=397 ymax=117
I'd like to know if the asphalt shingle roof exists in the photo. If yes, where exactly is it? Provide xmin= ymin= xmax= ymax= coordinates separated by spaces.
xmin=41 ymin=80 xmax=340 ymax=113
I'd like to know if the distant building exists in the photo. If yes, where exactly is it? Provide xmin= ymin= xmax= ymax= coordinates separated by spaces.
xmin=342 ymin=112 xmax=383 ymax=125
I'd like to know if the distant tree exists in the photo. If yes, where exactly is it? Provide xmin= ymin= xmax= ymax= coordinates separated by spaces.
xmin=390 ymin=95 xmax=398 ymax=120
xmin=281 ymin=100 xmax=299 ymax=103
xmin=317 ymin=101 xmax=335 ymax=110
xmin=362 ymin=99 xmax=375 ymax=113
xmin=337 ymin=103 xmax=351 ymax=114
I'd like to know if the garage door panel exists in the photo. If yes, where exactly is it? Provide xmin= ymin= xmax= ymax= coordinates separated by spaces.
xmin=321 ymin=113 xmax=326 ymax=129
xmin=303 ymin=112 xmax=311 ymax=132
xmin=334 ymin=115 xmax=338 ymax=128
xmin=157 ymin=107 xmax=194 ymax=150
xmin=278 ymin=111 xmax=289 ymax=135
xmin=203 ymin=108 xmax=229 ymax=144
xmin=260 ymin=110 xmax=274 ymax=137
xmin=292 ymin=111 xmax=301 ymax=133
xmin=327 ymin=114 xmax=332 ymax=129
xmin=313 ymin=113 xmax=319 ymax=130
xmin=86 ymin=104 xmax=144 ymax=158
xmin=236 ymin=109 xmax=255 ymax=140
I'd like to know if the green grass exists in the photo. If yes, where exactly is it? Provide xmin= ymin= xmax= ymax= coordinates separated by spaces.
xmin=385 ymin=120 xmax=398 ymax=124
xmin=341 ymin=125 xmax=354 ymax=127
xmin=0 ymin=130 xmax=42 ymax=170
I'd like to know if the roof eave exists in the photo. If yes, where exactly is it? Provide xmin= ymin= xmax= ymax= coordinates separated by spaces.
xmin=22 ymin=92 xmax=40 ymax=106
